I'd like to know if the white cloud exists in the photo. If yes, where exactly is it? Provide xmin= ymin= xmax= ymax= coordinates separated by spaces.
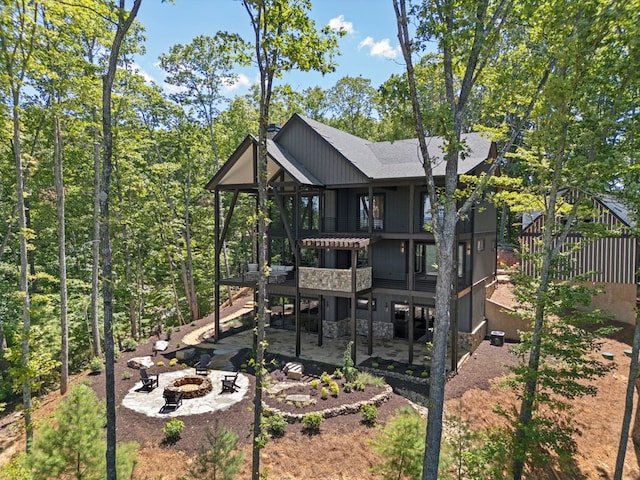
xmin=131 ymin=62 xmax=156 ymax=84
xmin=222 ymin=73 xmax=252 ymax=92
xmin=162 ymin=82 xmax=187 ymax=95
xmin=329 ymin=14 xmax=354 ymax=34
xmin=358 ymin=37 xmax=401 ymax=60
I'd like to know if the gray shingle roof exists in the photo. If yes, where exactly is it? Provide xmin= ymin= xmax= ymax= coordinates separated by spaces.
xmin=298 ymin=115 xmax=493 ymax=180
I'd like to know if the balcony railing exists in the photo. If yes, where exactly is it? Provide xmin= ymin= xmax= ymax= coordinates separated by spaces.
xmin=298 ymin=266 xmax=372 ymax=293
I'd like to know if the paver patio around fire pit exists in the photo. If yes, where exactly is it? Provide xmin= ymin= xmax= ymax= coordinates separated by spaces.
xmin=122 ymin=369 xmax=249 ymax=418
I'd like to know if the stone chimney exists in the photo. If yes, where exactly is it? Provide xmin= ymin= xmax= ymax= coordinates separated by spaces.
xmin=266 ymin=123 xmax=281 ymax=139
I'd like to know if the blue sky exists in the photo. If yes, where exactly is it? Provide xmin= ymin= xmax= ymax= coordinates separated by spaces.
xmin=133 ymin=0 xmax=408 ymax=97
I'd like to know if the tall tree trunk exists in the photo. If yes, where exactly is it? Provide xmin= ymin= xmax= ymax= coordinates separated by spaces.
xmin=614 ymin=310 xmax=640 ymax=478
xmin=53 ymin=114 xmax=69 ymax=395
xmin=91 ymin=107 xmax=102 ymax=357
xmin=183 ymin=152 xmax=199 ymax=321
xmin=101 ymin=2 xmax=141 ymax=478
xmin=12 ymin=87 xmax=33 ymax=452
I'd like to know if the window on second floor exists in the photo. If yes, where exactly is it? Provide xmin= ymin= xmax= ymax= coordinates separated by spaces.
xmin=421 ymin=193 xmax=444 ymax=230
xmin=358 ymin=193 xmax=384 ymax=231
xmin=300 ymin=194 xmax=320 ymax=231
xmin=415 ymin=242 xmax=464 ymax=277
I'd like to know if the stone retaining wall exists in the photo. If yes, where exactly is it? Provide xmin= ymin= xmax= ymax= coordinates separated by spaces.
xmin=263 ymin=384 xmax=393 ymax=422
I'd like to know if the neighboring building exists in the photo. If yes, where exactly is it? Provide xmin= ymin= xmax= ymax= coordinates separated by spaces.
xmin=520 ymin=193 xmax=639 ymax=324
xmin=205 ymin=114 xmax=498 ymax=367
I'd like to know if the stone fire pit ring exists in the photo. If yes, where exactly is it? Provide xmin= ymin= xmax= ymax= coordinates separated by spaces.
xmin=164 ymin=375 xmax=212 ymax=399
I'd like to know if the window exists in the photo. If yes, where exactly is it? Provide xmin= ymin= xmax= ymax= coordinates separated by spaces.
xmin=269 ymin=194 xmax=294 ymax=230
xmin=415 ymin=243 xmax=463 ymax=277
xmin=421 ymin=193 xmax=444 ymax=230
xmin=355 ymin=297 xmax=376 ymax=311
xmin=358 ymin=194 xmax=384 ymax=230
xmin=476 ymin=239 xmax=485 ymax=252
xmin=415 ymin=243 xmax=438 ymax=275
xmin=300 ymin=194 xmax=320 ymax=231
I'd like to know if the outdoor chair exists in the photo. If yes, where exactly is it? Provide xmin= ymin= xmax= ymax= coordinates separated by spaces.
xmin=162 ymin=390 xmax=183 ymax=411
xmin=139 ymin=369 xmax=159 ymax=391
xmin=221 ymin=372 xmax=239 ymax=393
xmin=195 ymin=353 xmax=212 ymax=375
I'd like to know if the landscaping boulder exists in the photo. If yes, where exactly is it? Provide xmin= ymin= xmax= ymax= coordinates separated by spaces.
xmin=153 ymin=340 xmax=169 ymax=352
xmin=283 ymin=361 xmax=304 ymax=380
xmin=127 ymin=356 xmax=154 ymax=370
xmin=176 ymin=347 xmax=196 ymax=361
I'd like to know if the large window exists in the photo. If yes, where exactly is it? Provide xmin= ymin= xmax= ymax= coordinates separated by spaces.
xmin=269 ymin=194 xmax=294 ymax=230
xmin=415 ymin=243 xmax=438 ymax=275
xmin=415 ymin=243 xmax=464 ymax=277
xmin=421 ymin=193 xmax=444 ymax=230
xmin=300 ymin=194 xmax=320 ymax=231
xmin=358 ymin=193 xmax=384 ymax=231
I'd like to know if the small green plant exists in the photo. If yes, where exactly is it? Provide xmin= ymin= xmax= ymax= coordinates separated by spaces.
xmin=263 ymin=414 xmax=287 ymax=438
xmin=386 ymin=364 xmax=395 ymax=371
xmin=332 ymin=368 xmax=343 ymax=379
xmin=157 ymin=361 xmax=165 ymax=366
xmin=320 ymin=387 xmax=328 ymax=400
xmin=89 ymin=357 xmax=102 ymax=373
xmin=320 ymin=371 xmax=331 ymax=385
xmin=121 ymin=371 xmax=132 ymax=380
xmin=371 ymin=361 xmax=380 ymax=368
xmin=360 ymin=404 xmax=378 ymax=426
xmin=329 ymin=381 xmax=339 ymax=397
xmin=175 ymin=343 xmax=180 ymax=348
xmin=310 ymin=379 xmax=320 ymax=389
xmin=421 ymin=371 xmax=429 ymax=378
xmin=181 ymin=363 xmax=188 ymax=369
xmin=122 ymin=337 xmax=137 ymax=352
xmin=342 ymin=341 xmax=358 ymax=382
xmin=405 ymin=369 xmax=414 ymax=376
xmin=169 ymin=358 xmax=178 ymax=366
xmin=174 ymin=326 xmax=180 ymax=332
xmin=302 ymin=413 xmax=323 ymax=434
xmin=343 ymin=382 xmax=353 ymax=393
xmin=357 ymin=371 xmax=385 ymax=387
xmin=162 ymin=418 xmax=184 ymax=444
xmin=165 ymin=327 xmax=173 ymax=340
xmin=188 ymin=422 xmax=244 ymax=480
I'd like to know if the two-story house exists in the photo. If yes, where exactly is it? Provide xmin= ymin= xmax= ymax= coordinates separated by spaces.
xmin=205 ymin=114 xmax=497 ymax=368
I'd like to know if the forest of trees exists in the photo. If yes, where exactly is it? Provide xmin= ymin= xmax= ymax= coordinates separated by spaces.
xmin=1 ymin=0 xmax=639 ymax=478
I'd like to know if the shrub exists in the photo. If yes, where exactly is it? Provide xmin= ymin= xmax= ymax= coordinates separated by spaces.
xmin=342 ymin=341 xmax=358 ymax=383
xmin=405 ymin=369 xmax=414 ymax=376
xmin=421 ymin=370 xmax=429 ymax=378
xmin=121 ymin=337 xmax=137 ymax=352
xmin=162 ymin=418 xmax=184 ymax=444
xmin=263 ymin=414 xmax=287 ymax=438
xmin=310 ymin=379 xmax=320 ymax=389
xmin=343 ymin=382 xmax=353 ymax=393
xmin=89 ymin=357 xmax=102 ymax=373
xmin=181 ymin=363 xmax=188 ymax=369
xmin=329 ymin=381 xmax=339 ymax=397
xmin=157 ymin=361 xmax=165 ymax=367
xmin=332 ymin=368 xmax=343 ymax=379
xmin=165 ymin=327 xmax=173 ymax=340
xmin=302 ymin=413 xmax=323 ymax=434
xmin=369 ymin=407 xmax=425 ymax=479
xmin=386 ymin=364 xmax=395 ymax=371
xmin=320 ymin=371 xmax=332 ymax=385
xmin=371 ymin=361 xmax=380 ymax=368
xmin=360 ymin=404 xmax=378 ymax=426
xmin=320 ymin=387 xmax=328 ymax=400
xmin=121 ymin=371 xmax=132 ymax=380
xmin=169 ymin=358 xmax=179 ymax=366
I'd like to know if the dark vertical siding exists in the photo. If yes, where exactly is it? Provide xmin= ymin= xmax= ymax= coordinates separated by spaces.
xmin=277 ymin=121 xmax=368 ymax=185
xmin=520 ymin=201 xmax=637 ymax=284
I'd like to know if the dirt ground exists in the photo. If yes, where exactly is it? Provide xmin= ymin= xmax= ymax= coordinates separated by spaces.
xmin=1 ymin=292 xmax=640 ymax=479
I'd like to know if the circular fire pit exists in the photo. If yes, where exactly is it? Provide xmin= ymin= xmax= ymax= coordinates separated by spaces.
xmin=164 ymin=375 xmax=212 ymax=399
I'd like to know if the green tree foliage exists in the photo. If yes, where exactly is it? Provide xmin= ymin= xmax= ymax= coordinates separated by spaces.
xmin=369 ymin=407 xmax=426 ymax=480
xmin=29 ymin=383 xmax=138 ymax=480
xmin=188 ymin=422 xmax=244 ymax=480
